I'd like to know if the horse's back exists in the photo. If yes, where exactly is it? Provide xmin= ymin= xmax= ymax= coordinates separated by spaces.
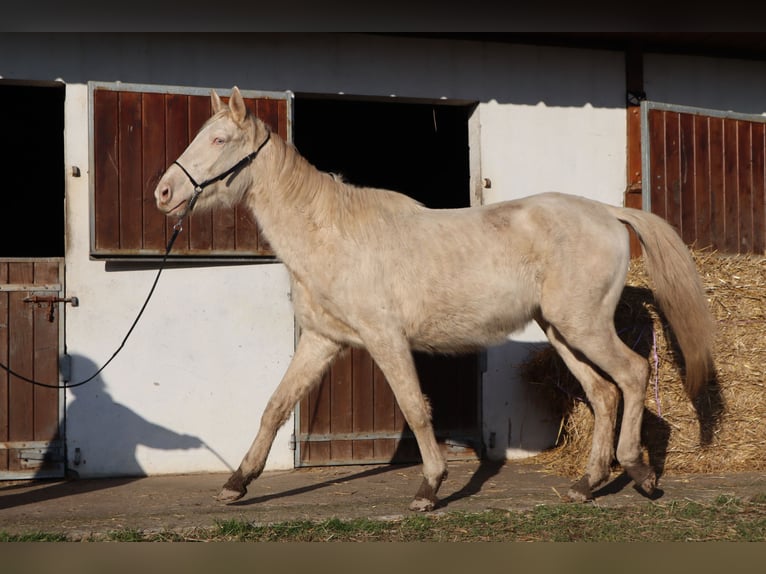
xmin=383 ymin=193 xmax=630 ymax=350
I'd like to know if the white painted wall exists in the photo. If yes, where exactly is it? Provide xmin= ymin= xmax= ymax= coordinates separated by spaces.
xmin=1 ymin=33 xmax=631 ymax=475
xmin=62 ymin=85 xmax=296 ymax=477
xmin=644 ymin=52 xmax=766 ymax=115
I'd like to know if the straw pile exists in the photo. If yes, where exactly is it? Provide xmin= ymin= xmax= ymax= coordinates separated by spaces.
xmin=521 ymin=249 xmax=766 ymax=477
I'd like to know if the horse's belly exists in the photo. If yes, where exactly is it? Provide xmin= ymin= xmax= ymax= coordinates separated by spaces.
xmin=407 ymin=294 xmax=538 ymax=353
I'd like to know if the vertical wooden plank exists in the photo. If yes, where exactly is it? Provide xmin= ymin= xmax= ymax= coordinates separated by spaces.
xmin=118 ymin=91 xmax=144 ymax=250
xmin=664 ymin=111 xmax=682 ymax=233
xmin=679 ymin=113 xmax=697 ymax=246
xmin=737 ymin=121 xmax=754 ymax=253
xmin=256 ymin=98 xmax=281 ymax=133
xmin=0 ymin=263 xmax=8 ymax=471
xmin=753 ymin=123 xmax=766 ymax=254
xmin=187 ymin=95 xmax=214 ymax=252
xmin=372 ymin=362 xmax=397 ymax=461
xmin=142 ymin=92 xmax=168 ymax=251
xmin=93 ymin=89 xmax=120 ymax=251
xmin=276 ymin=99 xmax=289 ymax=141
xmin=308 ymin=370 xmax=332 ymax=464
xmin=232 ymin=95 xmax=256 ymax=254
xmin=351 ymin=348 xmax=375 ymax=461
xmin=708 ymin=117 xmax=726 ymax=252
xmin=9 ymin=263 xmax=34 ymax=471
xmin=32 ymin=262 xmax=59 ymax=441
xmin=165 ymin=93 xmax=190 ymax=252
xmin=298 ymin=392 xmax=310 ymax=464
xmin=329 ymin=350 xmax=353 ymax=461
xmin=648 ymin=109 xmax=667 ymax=220
xmin=723 ymin=118 xmax=740 ymax=253
xmin=626 ymin=105 xmax=643 ymax=257
xmin=694 ymin=115 xmax=712 ymax=250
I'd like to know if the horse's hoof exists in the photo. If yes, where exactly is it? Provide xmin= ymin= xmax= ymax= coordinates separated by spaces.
xmin=565 ymin=474 xmax=593 ymax=503
xmin=409 ymin=497 xmax=436 ymax=512
xmin=633 ymin=469 xmax=657 ymax=497
xmin=565 ymin=488 xmax=592 ymax=503
xmin=215 ymin=487 xmax=246 ymax=504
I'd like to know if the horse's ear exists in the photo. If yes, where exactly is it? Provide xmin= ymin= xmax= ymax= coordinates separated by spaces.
xmin=211 ymin=90 xmax=223 ymax=113
xmin=229 ymin=86 xmax=247 ymax=124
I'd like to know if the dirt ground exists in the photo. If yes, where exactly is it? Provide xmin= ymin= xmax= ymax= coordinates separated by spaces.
xmin=1 ymin=459 xmax=764 ymax=539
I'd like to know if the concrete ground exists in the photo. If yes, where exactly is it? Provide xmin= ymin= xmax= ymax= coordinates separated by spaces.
xmin=1 ymin=459 xmax=764 ymax=539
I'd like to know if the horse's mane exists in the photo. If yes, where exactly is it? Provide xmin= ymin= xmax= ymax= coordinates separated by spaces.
xmin=255 ymin=114 xmax=425 ymax=240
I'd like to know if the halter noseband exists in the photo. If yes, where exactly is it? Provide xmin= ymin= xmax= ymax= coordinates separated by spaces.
xmin=172 ymin=130 xmax=271 ymax=226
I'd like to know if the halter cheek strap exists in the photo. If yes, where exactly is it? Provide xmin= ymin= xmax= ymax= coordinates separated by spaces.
xmin=172 ymin=130 xmax=271 ymax=224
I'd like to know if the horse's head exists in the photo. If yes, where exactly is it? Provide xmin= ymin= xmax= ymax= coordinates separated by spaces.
xmin=154 ymin=86 xmax=269 ymax=219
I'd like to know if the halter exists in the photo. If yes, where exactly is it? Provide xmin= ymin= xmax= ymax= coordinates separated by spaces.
xmin=172 ymin=130 xmax=271 ymax=228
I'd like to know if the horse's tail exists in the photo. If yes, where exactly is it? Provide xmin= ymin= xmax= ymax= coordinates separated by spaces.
xmin=609 ymin=206 xmax=715 ymax=399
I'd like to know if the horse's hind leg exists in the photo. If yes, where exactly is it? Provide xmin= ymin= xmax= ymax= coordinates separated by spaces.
xmin=364 ymin=336 xmax=447 ymax=512
xmin=550 ymin=322 xmax=654 ymax=498
xmin=540 ymin=320 xmax=621 ymax=501
xmin=217 ymin=329 xmax=342 ymax=503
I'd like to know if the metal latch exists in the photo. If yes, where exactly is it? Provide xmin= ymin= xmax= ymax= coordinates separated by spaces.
xmin=23 ymin=295 xmax=79 ymax=322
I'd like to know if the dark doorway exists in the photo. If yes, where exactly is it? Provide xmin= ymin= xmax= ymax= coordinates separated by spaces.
xmin=293 ymin=95 xmax=482 ymax=466
xmin=293 ymin=97 xmax=471 ymax=209
xmin=0 ymin=81 xmax=65 ymax=257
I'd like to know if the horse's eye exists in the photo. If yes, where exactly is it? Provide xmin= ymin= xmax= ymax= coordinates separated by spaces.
xmin=213 ymin=137 xmax=226 ymax=146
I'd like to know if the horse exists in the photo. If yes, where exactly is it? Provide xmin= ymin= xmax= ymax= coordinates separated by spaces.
xmin=154 ymin=86 xmax=715 ymax=511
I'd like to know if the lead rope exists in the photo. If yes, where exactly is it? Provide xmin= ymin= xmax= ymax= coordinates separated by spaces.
xmin=1 ymin=131 xmax=271 ymax=390
xmin=0 ymin=223 xmax=185 ymax=390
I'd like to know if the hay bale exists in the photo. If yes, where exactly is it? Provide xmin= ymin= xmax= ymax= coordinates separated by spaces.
xmin=522 ymin=250 xmax=766 ymax=477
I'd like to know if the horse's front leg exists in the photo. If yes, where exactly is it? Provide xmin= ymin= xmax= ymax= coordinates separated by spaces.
xmin=364 ymin=335 xmax=447 ymax=512
xmin=216 ymin=330 xmax=342 ymax=503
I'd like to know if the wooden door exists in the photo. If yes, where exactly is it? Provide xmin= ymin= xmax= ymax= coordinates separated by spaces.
xmin=0 ymin=259 xmax=65 ymax=479
xmin=297 ymin=349 xmax=481 ymax=466
xmin=642 ymin=101 xmax=766 ymax=254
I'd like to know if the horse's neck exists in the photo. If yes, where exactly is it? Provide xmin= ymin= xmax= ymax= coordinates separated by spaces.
xmin=246 ymin=136 xmax=342 ymax=269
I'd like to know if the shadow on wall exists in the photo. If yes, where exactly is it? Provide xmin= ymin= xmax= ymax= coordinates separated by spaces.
xmin=65 ymin=354 xmax=206 ymax=479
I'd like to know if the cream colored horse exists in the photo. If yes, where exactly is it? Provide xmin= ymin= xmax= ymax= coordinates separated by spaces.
xmin=154 ymin=87 xmax=714 ymax=511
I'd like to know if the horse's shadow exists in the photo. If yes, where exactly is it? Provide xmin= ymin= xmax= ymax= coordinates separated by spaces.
xmin=229 ymin=457 xmax=506 ymax=510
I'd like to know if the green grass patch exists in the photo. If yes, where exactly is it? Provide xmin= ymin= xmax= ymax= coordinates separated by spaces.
xmin=2 ymin=494 xmax=765 ymax=542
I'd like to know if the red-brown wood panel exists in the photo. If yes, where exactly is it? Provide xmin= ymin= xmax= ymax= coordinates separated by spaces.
xmin=187 ymin=95 xmax=215 ymax=253
xmin=753 ymin=123 xmax=766 ymax=253
xmin=693 ymin=115 xmax=712 ymax=249
xmin=9 ymin=263 xmax=34 ymax=465
xmin=0 ymin=263 xmax=8 ymax=471
xmin=298 ymin=348 xmax=480 ymax=466
xmin=648 ymin=109 xmax=667 ymax=221
xmin=93 ymin=90 xmax=120 ymax=251
xmin=708 ymin=116 xmax=726 ymax=251
xmin=32 ymin=262 xmax=60 ymax=441
xmin=351 ymin=348 xmax=375 ymax=460
xmin=722 ymin=118 xmax=740 ymax=253
xmin=738 ymin=122 xmax=754 ymax=253
xmin=664 ymin=111 xmax=682 ymax=234
xmin=142 ymin=93 xmax=168 ymax=251
xmin=1 ymin=260 xmax=63 ymax=477
xmin=164 ymin=92 xmax=191 ymax=253
xmin=329 ymin=349 xmax=353 ymax=461
xmin=646 ymin=104 xmax=766 ymax=255
xmin=118 ymin=91 xmax=143 ymax=251
xmin=679 ymin=112 xmax=697 ymax=245
xmin=92 ymin=86 xmax=285 ymax=258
